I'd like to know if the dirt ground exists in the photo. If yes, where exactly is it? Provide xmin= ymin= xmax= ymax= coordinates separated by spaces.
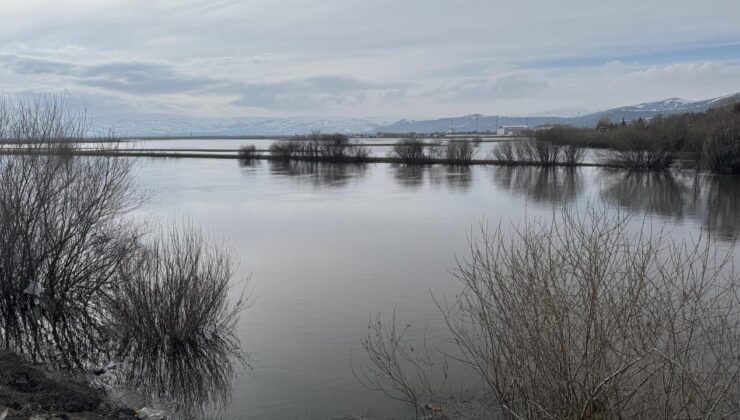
xmin=0 ymin=351 xmax=137 ymax=419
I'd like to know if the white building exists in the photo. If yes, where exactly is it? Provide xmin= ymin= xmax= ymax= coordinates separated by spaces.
xmin=496 ymin=125 xmax=530 ymax=136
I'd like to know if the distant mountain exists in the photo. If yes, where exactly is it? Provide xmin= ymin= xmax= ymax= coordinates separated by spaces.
xmin=91 ymin=93 xmax=740 ymax=137
xmin=92 ymin=114 xmax=392 ymax=137
xmin=376 ymin=93 xmax=740 ymax=134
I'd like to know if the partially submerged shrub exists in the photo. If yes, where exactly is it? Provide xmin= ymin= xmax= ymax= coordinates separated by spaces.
xmin=238 ymin=144 xmax=259 ymax=160
xmin=391 ymin=138 xmax=428 ymax=163
xmin=360 ymin=204 xmax=740 ymax=418
xmin=269 ymin=133 xmax=369 ymax=162
xmin=531 ymin=139 xmax=561 ymax=164
xmin=561 ymin=143 xmax=586 ymax=165
xmin=490 ymin=142 xmax=515 ymax=163
xmin=107 ymin=224 xmax=246 ymax=413
xmin=0 ymin=95 xmax=247 ymax=414
xmin=0 ymin=97 xmax=143 ymax=369
xmin=513 ymin=140 xmax=535 ymax=162
xmin=425 ymin=139 xmax=445 ymax=160
xmin=610 ymin=117 xmax=686 ymax=170
xmin=445 ymin=140 xmax=476 ymax=163
xmin=269 ymin=139 xmax=302 ymax=160
xmin=700 ymin=108 xmax=740 ymax=173
xmin=391 ymin=138 xmax=478 ymax=164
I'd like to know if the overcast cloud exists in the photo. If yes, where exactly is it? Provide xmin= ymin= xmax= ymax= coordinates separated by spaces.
xmin=0 ymin=0 xmax=738 ymax=118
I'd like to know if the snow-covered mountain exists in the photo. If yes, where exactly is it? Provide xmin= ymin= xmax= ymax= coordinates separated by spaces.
xmin=91 ymin=93 xmax=740 ymax=137
xmin=378 ymin=93 xmax=740 ymax=133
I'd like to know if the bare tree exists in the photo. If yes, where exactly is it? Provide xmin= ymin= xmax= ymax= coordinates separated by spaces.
xmin=0 ymin=96 xmax=144 ymax=368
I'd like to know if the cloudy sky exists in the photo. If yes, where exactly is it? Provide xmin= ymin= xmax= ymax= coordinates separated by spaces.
xmin=1 ymin=0 xmax=739 ymax=119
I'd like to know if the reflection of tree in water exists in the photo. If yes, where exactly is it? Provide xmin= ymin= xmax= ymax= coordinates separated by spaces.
xmin=697 ymin=175 xmax=740 ymax=241
xmin=493 ymin=166 xmax=584 ymax=204
xmin=268 ymin=160 xmax=368 ymax=188
xmin=599 ymin=170 xmax=740 ymax=241
xmin=391 ymin=164 xmax=473 ymax=191
xmin=600 ymin=171 xmax=691 ymax=222
xmin=391 ymin=164 xmax=424 ymax=189
xmin=429 ymin=165 xmax=473 ymax=191
xmin=108 ymin=226 xmax=247 ymax=417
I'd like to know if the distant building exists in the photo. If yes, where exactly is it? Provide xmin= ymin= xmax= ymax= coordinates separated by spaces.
xmin=496 ymin=125 xmax=530 ymax=136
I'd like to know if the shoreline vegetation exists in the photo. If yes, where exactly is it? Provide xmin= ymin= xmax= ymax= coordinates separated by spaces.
xmin=1 ymin=101 xmax=737 ymax=173
xmin=356 ymin=205 xmax=740 ymax=419
xmin=0 ymin=95 xmax=246 ymax=418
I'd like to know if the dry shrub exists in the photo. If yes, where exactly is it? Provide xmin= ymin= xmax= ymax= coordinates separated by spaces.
xmin=360 ymin=204 xmax=740 ymax=419
xmin=0 ymin=95 xmax=247 ymax=415
xmin=445 ymin=140 xmax=477 ymax=163
xmin=269 ymin=132 xmax=369 ymax=162
xmin=0 ymin=96 xmax=143 ymax=369
xmin=269 ymin=139 xmax=302 ymax=160
xmin=391 ymin=138 xmax=429 ymax=163
xmin=491 ymin=142 xmax=515 ymax=163
xmin=238 ymin=144 xmax=259 ymax=160
xmin=107 ymin=224 xmax=246 ymax=414
xmin=701 ymin=108 xmax=740 ymax=173
xmin=610 ymin=117 xmax=687 ymax=170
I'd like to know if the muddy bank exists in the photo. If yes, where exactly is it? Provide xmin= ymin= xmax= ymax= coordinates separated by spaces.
xmin=0 ymin=351 xmax=137 ymax=419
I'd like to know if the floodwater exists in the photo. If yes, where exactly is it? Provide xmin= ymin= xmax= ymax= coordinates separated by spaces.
xmin=117 ymin=138 xmax=572 ymax=160
xmin=133 ymin=153 xmax=740 ymax=419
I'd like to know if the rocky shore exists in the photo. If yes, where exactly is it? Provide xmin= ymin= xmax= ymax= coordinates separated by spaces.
xmin=0 ymin=351 xmax=138 ymax=420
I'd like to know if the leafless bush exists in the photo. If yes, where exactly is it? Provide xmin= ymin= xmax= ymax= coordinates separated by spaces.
xmin=491 ymin=142 xmax=515 ymax=163
xmin=426 ymin=139 xmax=445 ymax=160
xmin=512 ymin=140 xmax=535 ymax=162
xmin=345 ymin=142 xmax=371 ymax=161
xmin=362 ymin=204 xmax=740 ymax=418
xmin=315 ymin=133 xmax=370 ymax=162
xmin=561 ymin=144 xmax=586 ymax=165
xmin=701 ymin=108 xmax=740 ymax=173
xmin=0 ymin=95 xmax=246 ymax=415
xmin=531 ymin=139 xmax=562 ymax=164
xmin=354 ymin=312 xmax=449 ymax=418
xmin=391 ymin=139 xmax=479 ymax=164
xmin=106 ymin=224 xmax=246 ymax=414
xmin=238 ymin=144 xmax=259 ymax=160
xmin=269 ymin=139 xmax=303 ymax=160
xmin=269 ymin=133 xmax=369 ymax=162
xmin=445 ymin=140 xmax=477 ymax=164
xmin=0 ymin=138 xmax=144 ymax=368
xmin=0 ymin=94 xmax=86 ymax=145
xmin=609 ymin=117 xmax=687 ymax=170
xmin=391 ymin=138 xmax=429 ymax=163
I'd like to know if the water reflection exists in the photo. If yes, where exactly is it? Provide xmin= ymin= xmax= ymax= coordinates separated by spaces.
xmin=429 ymin=165 xmax=473 ymax=191
xmin=391 ymin=164 xmax=473 ymax=191
xmin=492 ymin=166 xmax=585 ymax=204
xmin=700 ymin=176 xmax=740 ymax=241
xmin=600 ymin=170 xmax=692 ymax=222
xmin=600 ymin=170 xmax=740 ymax=241
xmin=391 ymin=164 xmax=424 ymax=189
xmin=268 ymin=160 xmax=368 ymax=188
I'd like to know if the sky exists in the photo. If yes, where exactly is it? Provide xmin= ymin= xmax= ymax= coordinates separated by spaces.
xmin=0 ymin=0 xmax=739 ymax=120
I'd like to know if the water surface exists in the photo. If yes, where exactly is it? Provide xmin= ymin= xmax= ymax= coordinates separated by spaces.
xmin=134 ymin=156 xmax=740 ymax=419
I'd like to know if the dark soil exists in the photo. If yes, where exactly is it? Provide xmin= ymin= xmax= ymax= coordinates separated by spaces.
xmin=0 ymin=351 xmax=137 ymax=419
